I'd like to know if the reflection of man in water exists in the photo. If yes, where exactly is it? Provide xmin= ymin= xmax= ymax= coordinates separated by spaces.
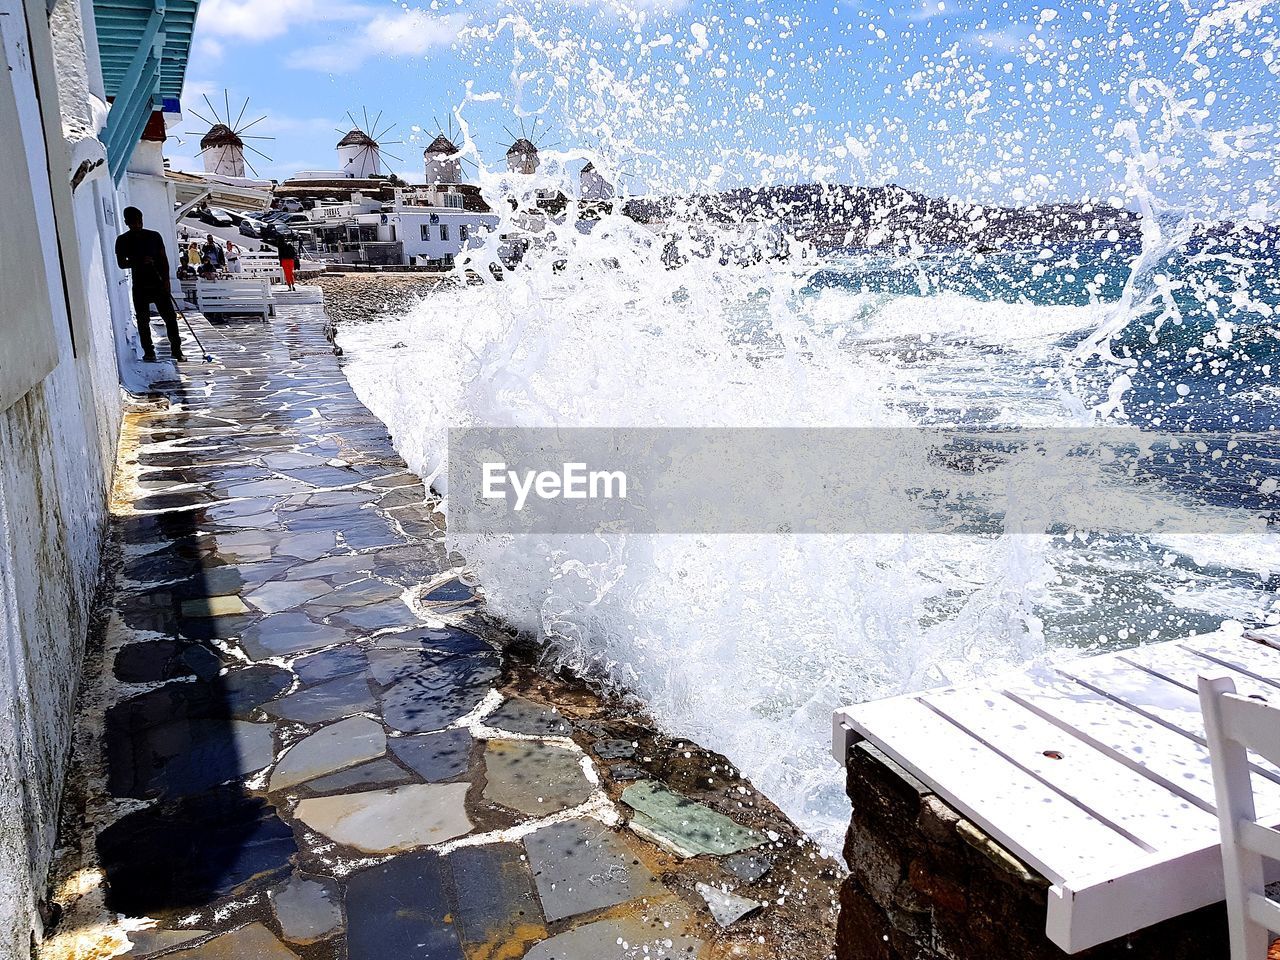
xmin=115 ymin=207 xmax=185 ymax=362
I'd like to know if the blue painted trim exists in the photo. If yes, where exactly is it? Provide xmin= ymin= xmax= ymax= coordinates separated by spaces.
xmin=107 ymin=64 xmax=160 ymax=183
xmin=107 ymin=3 xmax=163 ymax=103
xmin=104 ymin=55 xmax=154 ymax=159
xmin=95 ymin=0 xmax=202 ymax=181
xmin=95 ymin=0 xmax=200 ymax=101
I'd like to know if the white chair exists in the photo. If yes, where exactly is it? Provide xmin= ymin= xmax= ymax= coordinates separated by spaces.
xmin=1199 ymin=674 xmax=1280 ymax=959
xmin=195 ymin=279 xmax=271 ymax=321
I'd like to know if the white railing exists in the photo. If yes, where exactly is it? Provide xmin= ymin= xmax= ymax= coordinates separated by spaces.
xmin=236 ymin=251 xmax=285 ymax=282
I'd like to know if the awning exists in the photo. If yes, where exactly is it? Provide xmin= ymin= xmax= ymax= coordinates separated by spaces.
xmin=94 ymin=0 xmax=202 ymax=182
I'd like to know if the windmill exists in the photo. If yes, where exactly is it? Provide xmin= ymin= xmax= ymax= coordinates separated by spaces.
xmin=580 ymin=161 xmax=615 ymax=200
xmin=423 ymin=114 xmax=475 ymax=185
xmin=502 ymin=118 xmax=559 ymax=175
xmin=187 ymin=90 xmax=273 ymax=178
xmin=336 ymin=109 xmax=402 ymax=178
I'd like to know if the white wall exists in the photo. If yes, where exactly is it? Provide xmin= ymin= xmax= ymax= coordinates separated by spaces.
xmin=424 ymin=152 xmax=461 ymax=185
xmin=0 ymin=0 xmax=130 ymax=953
xmin=204 ymin=143 xmax=246 ymax=178
xmin=381 ymin=207 xmax=497 ymax=263
xmin=338 ymin=142 xmax=381 ymax=178
xmin=127 ymin=145 xmax=183 ymax=299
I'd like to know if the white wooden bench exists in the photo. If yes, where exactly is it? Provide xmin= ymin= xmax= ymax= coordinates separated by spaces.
xmin=196 ymin=279 xmax=271 ymax=320
xmin=832 ymin=627 xmax=1280 ymax=953
xmin=236 ymin=251 xmax=285 ymax=282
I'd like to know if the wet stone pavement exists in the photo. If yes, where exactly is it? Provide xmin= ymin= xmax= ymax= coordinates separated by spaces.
xmin=46 ymin=306 xmax=840 ymax=960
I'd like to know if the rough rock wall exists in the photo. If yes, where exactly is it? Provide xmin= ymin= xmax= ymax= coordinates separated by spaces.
xmin=0 ymin=0 xmax=122 ymax=954
xmin=836 ymin=741 xmax=1229 ymax=960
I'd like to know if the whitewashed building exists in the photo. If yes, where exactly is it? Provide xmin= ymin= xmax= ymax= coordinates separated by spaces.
xmin=281 ymin=130 xmax=497 ymax=268
xmin=376 ymin=185 xmax=498 ymax=268
xmin=337 ymin=128 xmax=382 ymax=178
xmin=424 ymin=133 xmax=462 ymax=185
xmin=0 ymin=0 xmax=199 ymax=952
xmin=200 ymin=122 xmax=245 ymax=177
xmin=506 ymin=137 xmax=540 ymax=175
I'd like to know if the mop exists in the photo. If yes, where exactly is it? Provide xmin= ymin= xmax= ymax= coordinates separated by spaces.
xmin=148 ymin=262 xmax=215 ymax=363
xmin=168 ymin=290 xmax=216 ymax=363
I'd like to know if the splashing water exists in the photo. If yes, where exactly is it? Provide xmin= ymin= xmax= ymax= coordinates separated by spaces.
xmin=338 ymin=0 xmax=1280 ymax=851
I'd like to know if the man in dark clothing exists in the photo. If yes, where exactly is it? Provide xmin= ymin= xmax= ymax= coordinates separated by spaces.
xmin=202 ymin=234 xmax=225 ymax=269
xmin=115 ymin=207 xmax=185 ymax=362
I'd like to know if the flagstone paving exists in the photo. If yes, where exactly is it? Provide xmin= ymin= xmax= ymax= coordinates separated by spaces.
xmin=43 ymin=306 xmax=842 ymax=960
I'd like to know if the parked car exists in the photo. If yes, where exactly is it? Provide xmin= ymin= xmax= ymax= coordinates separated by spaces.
xmin=238 ymin=219 xmax=261 ymax=238
xmin=262 ymin=214 xmax=312 ymax=241
xmin=195 ymin=206 xmax=234 ymax=227
xmin=259 ymin=223 xmax=301 ymax=244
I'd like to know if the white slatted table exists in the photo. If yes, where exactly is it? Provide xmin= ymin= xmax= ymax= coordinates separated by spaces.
xmin=832 ymin=627 xmax=1280 ymax=953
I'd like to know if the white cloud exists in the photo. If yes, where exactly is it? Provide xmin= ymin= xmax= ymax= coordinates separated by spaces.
xmin=286 ymin=9 xmax=465 ymax=72
xmin=192 ymin=36 xmax=224 ymax=62
xmin=195 ymin=0 xmax=368 ymax=41
xmin=364 ymin=9 xmax=465 ymax=56
xmin=181 ymin=78 xmax=221 ymax=102
xmin=257 ymin=114 xmax=342 ymax=136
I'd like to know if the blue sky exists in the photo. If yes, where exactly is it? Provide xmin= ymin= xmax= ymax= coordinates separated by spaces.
xmin=171 ymin=0 xmax=1280 ymax=216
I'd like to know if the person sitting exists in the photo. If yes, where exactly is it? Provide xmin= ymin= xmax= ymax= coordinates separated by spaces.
xmin=202 ymin=234 xmax=225 ymax=269
xmin=176 ymin=263 xmax=196 ymax=281
xmin=197 ymin=257 xmax=218 ymax=280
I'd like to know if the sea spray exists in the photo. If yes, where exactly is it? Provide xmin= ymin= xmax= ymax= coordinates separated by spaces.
xmin=341 ymin=259 xmax=1081 ymax=848
xmin=340 ymin=0 xmax=1280 ymax=850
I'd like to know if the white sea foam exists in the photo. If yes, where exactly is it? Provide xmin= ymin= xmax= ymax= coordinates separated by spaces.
xmin=339 ymin=251 xmax=1106 ymax=850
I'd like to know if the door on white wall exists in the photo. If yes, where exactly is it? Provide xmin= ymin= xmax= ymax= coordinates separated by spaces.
xmin=0 ymin=0 xmax=61 ymax=413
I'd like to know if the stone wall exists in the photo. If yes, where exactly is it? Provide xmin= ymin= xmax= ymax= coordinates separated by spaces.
xmin=0 ymin=0 xmax=125 ymax=954
xmin=836 ymin=740 xmax=1230 ymax=960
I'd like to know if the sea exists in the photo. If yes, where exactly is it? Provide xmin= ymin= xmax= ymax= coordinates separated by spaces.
xmin=338 ymin=216 xmax=1280 ymax=852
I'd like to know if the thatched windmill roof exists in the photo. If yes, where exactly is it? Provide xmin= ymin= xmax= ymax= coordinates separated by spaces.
xmin=425 ymin=134 xmax=459 ymax=155
xmin=200 ymin=123 xmax=243 ymax=149
xmin=506 ymin=137 xmax=538 ymax=157
xmin=337 ymin=128 xmax=378 ymax=148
